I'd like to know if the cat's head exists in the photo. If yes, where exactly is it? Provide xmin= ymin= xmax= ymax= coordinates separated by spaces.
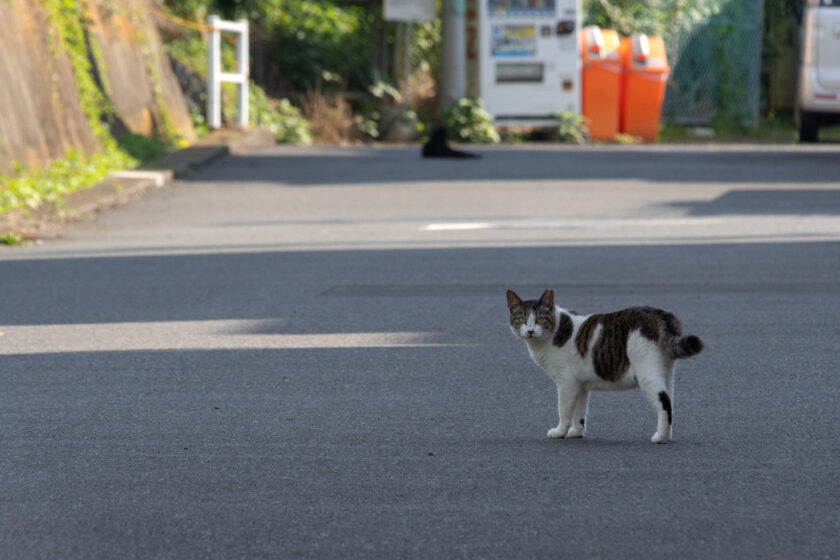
xmin=506 ymin=289 xmax=556 ymax=342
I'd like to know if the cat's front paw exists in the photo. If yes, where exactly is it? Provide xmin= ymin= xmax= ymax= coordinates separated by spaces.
xmin=565 ymin=429 xmax=584 ymax=438
xmin=651 ymin=432 xmax=670 ymax=444
xmin=547 ymin=427 xmax=567 ymax=439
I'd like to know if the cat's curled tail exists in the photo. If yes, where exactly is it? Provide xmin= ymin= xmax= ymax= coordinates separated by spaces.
xmin=666 ymin=335 xmax=704 ymax=360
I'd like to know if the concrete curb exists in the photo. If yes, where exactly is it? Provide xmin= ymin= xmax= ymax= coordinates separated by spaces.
xmin=0 ymin=128 xmax=275 ymax=241
xmin=148 ymin=127 xmax=275 ymax=178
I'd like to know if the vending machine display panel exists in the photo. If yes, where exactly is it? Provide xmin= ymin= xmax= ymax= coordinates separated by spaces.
xmin=479 ymin=0 xmax=581 ymax=124
xmin=488 ymin=0 xmax=555 ymax=17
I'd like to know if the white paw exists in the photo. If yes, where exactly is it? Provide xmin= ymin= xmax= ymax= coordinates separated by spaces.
xmin=651 ymin=432 xmax=670 ymax=444
xmin=565 ymin=429 xmax=584 ymax=439
xmin=547 ymin=427 xmax=566 ymax=438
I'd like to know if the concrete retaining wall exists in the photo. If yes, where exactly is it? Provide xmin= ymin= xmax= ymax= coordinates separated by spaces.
xmin=0 ymin=0 xmax=194 ymax=174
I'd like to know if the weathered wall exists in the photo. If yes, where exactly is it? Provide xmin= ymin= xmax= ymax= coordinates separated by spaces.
xmin=0 ymin=0 xmax=194 ymax=174
xmin=0 ymin=3 xmax=100 ymax=171
xmin=85 ymin=3 xmax=194 ymax=139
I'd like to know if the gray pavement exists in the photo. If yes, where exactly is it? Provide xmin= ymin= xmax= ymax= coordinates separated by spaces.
xmin=1 ymin=144 xmax=839 ymax=559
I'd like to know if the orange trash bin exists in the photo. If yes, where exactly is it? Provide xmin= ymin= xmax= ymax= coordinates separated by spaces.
xmin=619 ymin=34 xmax=670 ymax=143
xmin=581 ymin=26 xmax=622 ymax=141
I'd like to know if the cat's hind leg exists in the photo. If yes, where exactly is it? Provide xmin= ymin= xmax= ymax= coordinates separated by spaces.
xmin=637 ymin=362 xmax=672 ymax=444
xmin=665 ymin=362 xmax=675 ymax=437
xmin=547 ymin=382 xmax=580 ymax=439
xmin=565 ymin=390 xmax=589 ymax=438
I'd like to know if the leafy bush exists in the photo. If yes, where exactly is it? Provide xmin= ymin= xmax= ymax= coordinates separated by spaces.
xmin=0 ymin=231 xmax=24 ymax=245
xmin=166 ymin=36 xmax=310 ymax=143
xmin=301 ymin=85 xmax=359 ymax=144
xmin=164 ymin=34 xmax=225 ymax=75
xmin=249 ymin=0 xmax=372 ymax=92
xmin=117 ymin=133 xmax=168 ymax=162
xmin=583 ymin=0 xmax=685 ymax=39
xmin=358 ymin=79 xmax=418 ymax=141
xmin=0 ymin=148 xmax=137 ymax=213
xmin=554 ymin=112 xmax=589 ymax=144
xmin=443 ymin=98 xmax=500 ymax=144
xmin=247 ymin=85 xmax=311 ymax=144
xmin=163 ymin=0 xmax=376 ymax=92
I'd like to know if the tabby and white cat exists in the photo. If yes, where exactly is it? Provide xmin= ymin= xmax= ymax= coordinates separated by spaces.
xmin=506 ymin=289 xmax=703 ymax=443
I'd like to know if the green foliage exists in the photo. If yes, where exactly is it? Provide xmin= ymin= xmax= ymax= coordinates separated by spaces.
xmin=358 ymin=79 xmax=418 ymax=141
xmin=764 ymin=0 xmax=802 ymax=23
xmin=247 ymin=85 xmax=311 ymax=144
xmin=123 ymin=5 xmax=184 ymax=144
xmin=161 ymin=0 xmax=211 ymax=20
xmin=165 ymin=35 xmax=237 ymax=78
xmin=583 ymin=0 xmax=691 ymax=40
xmin=0 ymin=148 xmax=137 ymax=214
xmin=117 ymin=134 xmax=167 ymax=162
xmin=658 ymin=115 xmax=803 ymax=143
xmin=443 ymin=98 xmax=500 ymax=144
xmin=357 ymin=79 xmax=400 ymax=140
xmin=0 ymin=1 xmax=167 ymax=217
xmin=166 ymin=35 xmax=310 ymax=143
xmin=0 ymin=231 xmax=25 ymax=246
xmin=711 ymin=19 xmax=748 ymax=133
xmin=41 ymin=0 xmax=117 ymax=149
xmin=161 ymin=0 xmax=435 ymax=94
xmin=256 ymin=0 xmax=371 ymax=92
xmin=554 ymin=112 xmax=589 ymax=144
xmin=411 ymin=18 xmax=442 ymax=81
xmin=162 ymin=37 xmax=216 ymax=136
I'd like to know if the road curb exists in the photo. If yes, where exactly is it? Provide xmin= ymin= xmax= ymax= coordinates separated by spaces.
xmin=0 ymin=127 xmax=275 ymax=241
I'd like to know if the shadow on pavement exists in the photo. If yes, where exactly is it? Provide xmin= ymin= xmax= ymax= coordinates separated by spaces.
xmin=2 ymin=238 xmax=839 ymax=558
xmin=180 ymin=146 xmax=840 ymax=186
xmin=0 ymin=242 xmax=840 ymax=328
xmin=1 ymin=241 xmax=839 ymax=326
xmin=664 ymin=188 xmax=840 ymax=215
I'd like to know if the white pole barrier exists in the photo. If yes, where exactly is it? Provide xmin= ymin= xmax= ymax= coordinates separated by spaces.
xmin=207 ymin=15 xmax=222 ymax=129
xmin=206 ymin=16 xmax=249 ymax=129
xmin=236 ymin=18 xmax=249 ymax=127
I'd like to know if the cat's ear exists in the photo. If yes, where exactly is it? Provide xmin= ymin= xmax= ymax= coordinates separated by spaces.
xmin=539 ymin=289 xmax=555 ymax=309
xmin=506 ymin=290 xmax=522 ymax=309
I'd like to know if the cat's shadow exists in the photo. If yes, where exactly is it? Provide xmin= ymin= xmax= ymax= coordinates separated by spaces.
xmin=475 ymin=436 xmax=694 ymax=450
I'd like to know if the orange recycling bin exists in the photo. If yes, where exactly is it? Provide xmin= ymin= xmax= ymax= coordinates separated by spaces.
xmin=619 ymin=34 xmax=670 ymax=143
xmin=581 ymin=26 xmax=622 ymax=141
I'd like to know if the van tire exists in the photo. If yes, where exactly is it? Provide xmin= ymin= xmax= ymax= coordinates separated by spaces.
xmin=799 ymin=110 xmax=819 ymax=143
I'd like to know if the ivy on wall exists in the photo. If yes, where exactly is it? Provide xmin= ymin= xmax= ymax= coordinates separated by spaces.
xmin=42 ymin=0 xmax=183 ymax=146
xmin=126 ymin=3 xmax=185 ymax=145
xmin=41 ymin=0 xmax=119 ymax=149
xmin=0 ymin=0 xmax=176 ymax=216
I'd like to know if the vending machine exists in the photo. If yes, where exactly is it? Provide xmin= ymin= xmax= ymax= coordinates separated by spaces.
xmin=477 ymin=0 xmax=581 ymax=124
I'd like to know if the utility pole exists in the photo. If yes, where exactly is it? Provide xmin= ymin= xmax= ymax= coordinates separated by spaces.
xmin=440 ymin=0 xmax=466 ymax=113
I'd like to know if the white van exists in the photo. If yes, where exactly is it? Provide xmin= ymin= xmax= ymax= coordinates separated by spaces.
xmin=797 ymin=0 xmax=840 ymax=142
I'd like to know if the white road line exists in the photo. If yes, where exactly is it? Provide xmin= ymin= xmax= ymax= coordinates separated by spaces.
xmin=421 ymin=218 xmax=726 ymax=231
xmin=422 ymin=222 xmax=496 ymax=231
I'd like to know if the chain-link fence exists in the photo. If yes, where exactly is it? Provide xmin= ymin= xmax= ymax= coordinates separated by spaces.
xmin=662 ymin=0 xmax=765 ymax=125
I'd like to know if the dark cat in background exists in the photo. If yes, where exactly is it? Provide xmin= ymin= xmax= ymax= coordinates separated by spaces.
xmin=422 ymin=127 xmax=481 ymax=159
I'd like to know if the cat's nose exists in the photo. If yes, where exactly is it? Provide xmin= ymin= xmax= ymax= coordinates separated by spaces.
xmin=526 ymin=329 xmax=535 ymax=337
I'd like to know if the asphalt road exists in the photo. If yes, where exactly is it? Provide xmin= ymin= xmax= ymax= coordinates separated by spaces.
xmin=2 ymin=144 xmax=839 ymax=559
